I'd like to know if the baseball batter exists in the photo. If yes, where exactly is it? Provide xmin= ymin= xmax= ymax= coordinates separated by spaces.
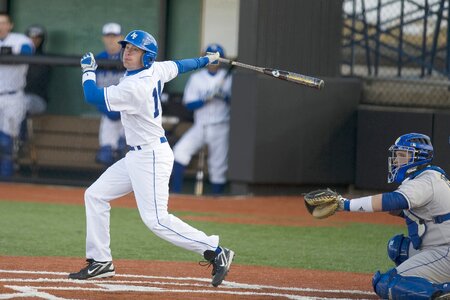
xmin=325 ymin=133 xmax=450 ymax=299
xmin=94 ymin=22 xmax=125 ymax=166
xmin=0 ymin=13 xmax=34 ymax=177
xmin=171 ymin=44 xmax=232 ymax=195
xmin=68 ymin=30 xmax=234 ymax=287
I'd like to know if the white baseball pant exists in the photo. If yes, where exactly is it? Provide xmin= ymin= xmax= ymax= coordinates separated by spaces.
xmin=85 ymin=141 xmax=219 ymax=261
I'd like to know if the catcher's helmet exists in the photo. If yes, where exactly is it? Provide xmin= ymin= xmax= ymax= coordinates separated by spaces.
xmin=119 ymin=30 xmax=158 ymax=68
xmin=388 ymin=133 xmax=433 ymax=183
xmin=205 ymin=43 xmax=225 ymax=58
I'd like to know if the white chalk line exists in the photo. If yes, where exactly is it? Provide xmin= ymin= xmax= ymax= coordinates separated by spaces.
xmin=0 ymin=269 xmax=375 ymax=300
xmin=4 ymin=285 xmax=349 ymax=300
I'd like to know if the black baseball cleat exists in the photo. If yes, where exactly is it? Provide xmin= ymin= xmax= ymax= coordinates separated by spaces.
xmin=202 ymin=246 xmax=235 ymax=287
xmin=68 ymin=259 xmax=115 ymax=280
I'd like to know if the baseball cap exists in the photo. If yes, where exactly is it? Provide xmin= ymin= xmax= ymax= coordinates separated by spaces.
xmin=102 ymin=22 xmax=121 ymax=35
xmin=26 ymin=25 xmax=46 ymax=38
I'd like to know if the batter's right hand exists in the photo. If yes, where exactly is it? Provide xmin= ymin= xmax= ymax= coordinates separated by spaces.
xmin=80 ymin=52 xmax=97 ymax=73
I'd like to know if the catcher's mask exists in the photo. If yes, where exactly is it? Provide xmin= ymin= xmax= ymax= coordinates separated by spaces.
xmin=388 ymin=133 xmax=433 ymax=183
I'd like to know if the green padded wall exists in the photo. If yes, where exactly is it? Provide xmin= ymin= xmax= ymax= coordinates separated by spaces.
xmin=165 ymin=0 xmax=202 ymax=93
xmin=10 ymin=0 xmax=202 ymax=115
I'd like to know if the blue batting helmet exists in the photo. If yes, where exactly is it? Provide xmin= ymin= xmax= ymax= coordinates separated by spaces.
xmin=119 ymin=30 xmax=158 ymax=68
xmin=205 ymin=43 xmax=225 ymax=58
xmin=388 ymin=133 xmax=433 ymax=183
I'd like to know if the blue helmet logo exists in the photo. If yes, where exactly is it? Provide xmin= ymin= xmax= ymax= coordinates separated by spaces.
xmin=119 ymin=30 xmax=158 ymax=68
xmin=387 ymin=133 xmax=433 ymax=183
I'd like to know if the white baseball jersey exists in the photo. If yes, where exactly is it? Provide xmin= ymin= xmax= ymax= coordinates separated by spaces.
xmin=105 ymin=61 xmax=180 ymax=146
xmin=85 ymin=61 xmax=219 ymax=261
xmin=394 ymin=168 xmax=450 ymax=283
xmin=183 ymin=68 xmax=232 ymax=125
xmin=0 ymin=33 xmax=33 ymax=92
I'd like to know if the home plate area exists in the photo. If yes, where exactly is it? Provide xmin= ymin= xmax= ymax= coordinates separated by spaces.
xmin=0 ymin=269 xmax=376 ymax=300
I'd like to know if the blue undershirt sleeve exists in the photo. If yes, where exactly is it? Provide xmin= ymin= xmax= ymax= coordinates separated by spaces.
xmin=175 ymin=57 xmax=209 ymax=74
xmin=83 ymin=79 xmax=108 ymax=111
xmin=381 ymin=192 xmax=409 ymax=211
xmin=186 ymin=99 xmax=205 ymax=111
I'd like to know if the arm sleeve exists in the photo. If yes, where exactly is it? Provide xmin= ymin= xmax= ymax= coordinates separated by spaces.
xmin=381 ymin=192 xmax=409 ymax=211
xmin=186 ymin=99 xmax=205 ymax=111
xmin=174 ymin=57 xmax=209 ymax=74
xmin=83 ymin=79 xmax=108 ymax=111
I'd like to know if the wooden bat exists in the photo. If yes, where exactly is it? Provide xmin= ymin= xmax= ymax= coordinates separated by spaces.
xmin=194 ymin=146 xmax=206 ymax=196
xmin=217 ymin=57 xmax=324 ymax=90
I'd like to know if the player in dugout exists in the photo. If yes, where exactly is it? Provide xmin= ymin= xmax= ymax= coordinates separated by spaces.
xmin=305 ymin=133 xmax=450 ymax=299
xmin=0 ymin=12 xmax=34 ymax=177
xmin=68 ymin=29 xmax=234 ymax=287
xmin=171 ymin=44 xmax=232 ymax=196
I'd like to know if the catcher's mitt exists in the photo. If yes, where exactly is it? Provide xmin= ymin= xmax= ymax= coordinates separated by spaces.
xmin=304 ymin=188 xmax=344 ymax=219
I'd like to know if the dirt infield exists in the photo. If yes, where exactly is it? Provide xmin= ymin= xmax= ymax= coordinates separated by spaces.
xmin=0 ymin=182 xmax=395 ymax=299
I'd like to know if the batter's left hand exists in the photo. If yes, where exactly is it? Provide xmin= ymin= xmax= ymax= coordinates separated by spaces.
xmin=80 ymin=52 xmax=97 ymax=73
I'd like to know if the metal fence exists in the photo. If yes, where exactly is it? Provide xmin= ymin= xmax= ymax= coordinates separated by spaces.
xmin=342 ymin=0 xmax=450 ymax=108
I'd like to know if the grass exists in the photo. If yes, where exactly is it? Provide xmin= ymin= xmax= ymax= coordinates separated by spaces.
xmin=0 ymin=200 xmax=404 ymax=273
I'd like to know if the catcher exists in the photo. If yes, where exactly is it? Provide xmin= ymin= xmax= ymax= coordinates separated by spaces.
xmin=304 ymin=133 xmax=450 ymax=300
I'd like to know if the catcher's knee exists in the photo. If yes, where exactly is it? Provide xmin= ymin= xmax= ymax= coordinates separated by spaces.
xmin=387 ymin=234 xmax=411 ymax=266
xmin=373 ymin=268 xmax=447 ymax=299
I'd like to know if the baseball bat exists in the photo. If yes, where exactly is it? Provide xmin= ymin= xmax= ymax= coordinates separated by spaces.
xmin=194 ymin=147 xmax=206 ymax=196
xmin=217 ymin=57 xmax=324 ymax=90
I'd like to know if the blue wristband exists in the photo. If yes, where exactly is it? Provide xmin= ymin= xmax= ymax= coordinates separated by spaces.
xmin=343 ymin=199 xmax=350 ymax=211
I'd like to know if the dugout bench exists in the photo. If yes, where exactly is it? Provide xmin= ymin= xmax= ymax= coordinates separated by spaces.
xmin=17 ymin=114 xmax=203 ymax=178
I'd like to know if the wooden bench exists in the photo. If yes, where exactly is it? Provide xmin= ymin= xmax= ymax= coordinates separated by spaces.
xmin=18 ymin=114 xmax=204 ymax=177
xmin=18 ymin=115 xmax=103 ymax=172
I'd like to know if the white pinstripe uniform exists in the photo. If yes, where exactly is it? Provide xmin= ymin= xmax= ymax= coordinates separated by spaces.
xmin=395 ymin=169 xmax=450 ymax=283
xmin=0 ymin=33 xmax=33 ymax=137
xmin=84 ymin=61 xmax=219 ymax=261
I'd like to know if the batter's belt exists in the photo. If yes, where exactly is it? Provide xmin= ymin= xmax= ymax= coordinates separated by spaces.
xmin=128 ymin=136 xmax=167 ymax=151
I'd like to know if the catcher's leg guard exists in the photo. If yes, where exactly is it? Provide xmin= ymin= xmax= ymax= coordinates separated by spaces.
xmin=372 ymin=268 xmax=448 ymax=299
xmin=170 ymin=161 xmax=186 ymax=193
xmin=387 ymin=234 xmax=411 ymax=266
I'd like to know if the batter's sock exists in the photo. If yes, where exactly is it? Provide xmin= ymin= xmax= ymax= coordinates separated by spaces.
xmin=0 ymin=157 xmax=14 ymax=177
xmin=211 ymin=183 xmax=226 ymax=195
xmin=171 ymin=161 xmax=186 ymax=193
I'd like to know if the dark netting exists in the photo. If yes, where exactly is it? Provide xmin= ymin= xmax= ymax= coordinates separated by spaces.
xmin=342 ymin=0 xmax=450 ymax=109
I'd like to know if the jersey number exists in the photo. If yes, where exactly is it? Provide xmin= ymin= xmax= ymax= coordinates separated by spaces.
xmin=152 ymin=80 xmax=162 ymax=118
